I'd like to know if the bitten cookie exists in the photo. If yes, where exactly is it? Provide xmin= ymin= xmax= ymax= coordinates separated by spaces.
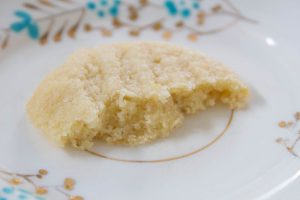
xmin=27 ymin=42 xmax=248 ymax=149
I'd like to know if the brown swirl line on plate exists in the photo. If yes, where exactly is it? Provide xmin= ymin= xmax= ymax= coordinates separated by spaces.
xmin=86 ymin=109 xmax=234 ymax=163
xmin=276 ymin=112 xmax=300 ymax=157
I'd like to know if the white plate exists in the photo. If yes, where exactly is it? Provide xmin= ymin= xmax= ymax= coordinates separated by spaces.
xmin=0 ymin=0 xmax=300 ymax=200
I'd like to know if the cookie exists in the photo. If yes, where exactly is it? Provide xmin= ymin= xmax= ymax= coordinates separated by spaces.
xmin=27 ymin=42 xmax=248 ymax=149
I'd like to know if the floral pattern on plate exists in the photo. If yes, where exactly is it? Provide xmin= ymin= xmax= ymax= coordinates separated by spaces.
xmin=0 ymin=168 xmax=83 ymax=200
xmin=1 ymin=0 xmax=257 ymax=49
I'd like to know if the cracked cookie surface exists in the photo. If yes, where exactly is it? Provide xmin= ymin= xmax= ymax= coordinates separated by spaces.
xmin=27 ymin=42 xmax=248 ymax=149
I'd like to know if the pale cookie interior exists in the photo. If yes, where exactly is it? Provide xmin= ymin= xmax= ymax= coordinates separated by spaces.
xmin=27 ymin=42 xmax=249 ymax=149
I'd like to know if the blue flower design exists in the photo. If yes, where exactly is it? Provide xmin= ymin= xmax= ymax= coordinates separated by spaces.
xmin=164 ymin=0 xmax=201 ymax=19
xmin=17 ymin=189 xmax=31 ymax=194
xmin=109 ymin=6 xmax=119 ymax=17
xmin=10 ymin=10 xmax=39 ymax=39
xmin=164 ymin=1 xmax=178 ymax=16
xmin=181 ymin=8 xmax=190 ymax=18
xmin=87 ymin=1 xmax=96 ymax=10
xmin=87 ymin=0 xmax=121 ymax=18
xmin=0 ymin=186 xmax=45 ymax=200
xmin=18 ymin=194 xmax=27 ymax=199
xmin=100 ymin=0 xmax=108 ymax=6
xmin=97 ymin=10 xmax=105 ymax=17
xmin=2 ymin=187 xmax=14 ymax=194
xmin=18 ymin=188 xmax=45 ymax=200
xmin=35 ymin=197 xmax=45 ymax=200
xmin=192 ymin=1 xmax=200 ymax=9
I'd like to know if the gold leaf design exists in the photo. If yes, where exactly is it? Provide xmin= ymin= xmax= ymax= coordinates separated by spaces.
xmin=64 ymin=178 xmax=75 ymax=190
xmin=67 ymin=24 xmax=78 ymax=39
xmin=38 ymin=0 xmax=58 ymax=8
xmin=175 ymin=21 xmax=184 ymax=28
xmin=197 ymin=18 xmax=205 ymax=25
xmin=162 ymin=31 xmax=172 ymax=40
xmin=59 ymin=0 xmax=74 ymax=4
xmin=276 ymin=137 xmax=284 ymax=144
xmin=36 ymin=187 xmax=48 ymax=195
xmin=197 ymin=11 xmax=206 ymax=25
xmin=23 ymin=2 xmax=41 ymax=10
xmin=100 ymin=28 xmax=112 ymax=37
xmin=39 ymin=36 xmax=47 ymax=45
xmin=287 ymin=121 xmax=294 ymax=127
xmin=69 ymin=196 xmax=84 ymax=200
xmin=295 ymin=112 xmax=300 ymax=120
xmin=278 ymin=121 xmax=287 ymax=128
xmin=211 ymin=4 xmax=222 ymax=12
xmin=36 ymin=174 xmax=43 ymax=179
xmin=187 ymin=33 xmax=198 ymax=41
xmin=38 ymin=169 xmax=48 ymax=176
xmin=54 ymin=20 xmax=68 ymax=42
xmin=276 ymin=112 xmax=300 ymax=158
xmin=39 ymin=20 xmax=54 ymax=45
xmin=139 ymin=0 xmax=148 ymax=6
xmin=128 ymin=6 xmax=138 ymax=21
xmin=68 ymin=9 xmax=85 ymax=38
xmin=1 ymin=33 xmax=9 ymax=49
xmin=129 ymin=30 xmax=140 ymax=36
xmin=112 ymin=18 xmax=123 ymax=28
xmin=152 ymin=22 xmax=162 ymax=31
xmin=9 ymin=178 xmax=22 ymax=185
xmin=84 ymin=23 xmax=92 ymax=32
